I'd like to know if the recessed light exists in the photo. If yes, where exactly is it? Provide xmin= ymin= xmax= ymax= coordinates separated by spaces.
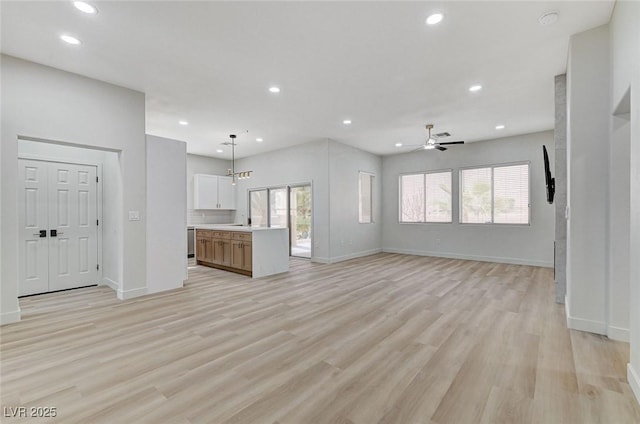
xmin=216 ymin=149 xmax=223 ymax=153
xmin=539 ymin=11 xmax=559 ymax=26
xmin=256 ymin=138 xmax=263 ymax=142
xmin=469 ymin=84 xmax=482 ymax=92
xmin=269 ymin=86 xmax=280 ymax=93
xmin=426 ymin=13 xmax=444 ymax=25
xmin=395 ymin=142 xmax=403 ymax=147
xmin=495 ymin=124 xmax=505 ymax=130
xmin=60 ymin=34 xmax=81 ymax=45
xmin=343 ymin=119 xmax=352 ymax=125
xmin=73 ymin=1 xmax=98 ymax=14
xmin=178 ymin=120 xmax=188 ymax=126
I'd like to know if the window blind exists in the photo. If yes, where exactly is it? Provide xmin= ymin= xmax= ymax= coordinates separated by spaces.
xmin=460 ymin=167 xmax=492 ymax=223
xmin=493 ymin=164 xmax=529 ymax=224
xmin=400 ymin=174 xmax=425 ymax=222
xmin=425 ymin=172 xmax=452 ymax=222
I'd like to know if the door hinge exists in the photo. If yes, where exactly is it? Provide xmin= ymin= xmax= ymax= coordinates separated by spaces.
xmin=97 ymin=219 xmax=99 ymax=226
xmin=97 ymin=264 xmax=100 ymax=271
xmin=96 ymin=176 xmax=99 ymax=183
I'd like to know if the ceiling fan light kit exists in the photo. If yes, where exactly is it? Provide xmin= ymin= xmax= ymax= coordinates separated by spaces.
xmin=408 ymin=124 xmax=465 ymax=153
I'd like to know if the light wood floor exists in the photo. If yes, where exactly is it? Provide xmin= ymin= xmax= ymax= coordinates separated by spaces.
xmin=2 ymin=254 xmax=639 ymax=423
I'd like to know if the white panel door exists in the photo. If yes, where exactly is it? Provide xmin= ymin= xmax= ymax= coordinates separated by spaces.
xmin=48 ymin=163 xmax=98 ymax=291
xmin=18 ymin=160 xmax=99 ymax=296
xmin=18 ymin=160 xmax=50 ymax=296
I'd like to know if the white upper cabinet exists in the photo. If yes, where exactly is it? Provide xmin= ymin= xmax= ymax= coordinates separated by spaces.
xmin=217 ymin=175 xmax=235 ymax=209
xmin=194 ymin=174 xmax=236 ymax=210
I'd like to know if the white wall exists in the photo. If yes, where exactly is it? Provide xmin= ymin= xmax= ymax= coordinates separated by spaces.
xmin=382 ymin=131 xmax=555 ymax=267
xmin=186 ymin=153 xmax=235 ymax=225
xmin=16 ymin=139 xmax=123 ymax=291
xmin=146 ymin=135 xmax=187 ymax=294
xmin=609 ymin=0 xmax=640 ymax=402
xmin=1 ymin=55 xmax=147 ymax=323
xmin=102 ymin=152 xmax=123 ymax=291
xmin=233 ymin=139 xmax=331 ymax=261
xmin=565 ymin=25 xmax=610 ymax=336
xmin=328 ymin=140 xmax=383 ymax=261
xmin=609 ymin=116 xmax=630 ymax=340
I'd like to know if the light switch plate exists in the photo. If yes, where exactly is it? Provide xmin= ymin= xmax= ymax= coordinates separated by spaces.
xmin=128 ymin=210 xmax=140 ymax=221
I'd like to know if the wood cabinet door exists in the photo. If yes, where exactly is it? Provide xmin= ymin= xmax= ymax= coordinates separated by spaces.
xmin=196 ymin=236 xmax=207 ymax=261
xmin=221 ymin=240 xmax=231 ymax=266
xmin=205 ymin=238 xmax=214 ymax=262
xmin=212 ymin=239 xmax=223 ymax=265
xmin=241 ymin=242 xmax=252 ymax=271
xmin=231 ymin=240 xmax=244 ymax=269
xmin=211 ymin=238 xmax=231 ymax=266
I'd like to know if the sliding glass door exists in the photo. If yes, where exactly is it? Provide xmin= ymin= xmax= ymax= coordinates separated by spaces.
xmin=290 ymin=185 xmax=311 ymax=258
xmin=248 ymin=184 xmax=312 ymax=258
xmin=269 ymin=188 xmax=288 ymax=228
xmin=249 ymin=190 xmax=268 ymax=227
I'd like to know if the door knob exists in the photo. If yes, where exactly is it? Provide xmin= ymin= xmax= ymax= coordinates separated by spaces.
xmin=32 ymin=230 xmax=47 ymax=237
xmin=50 ymin=229 xmax=57 ymax=237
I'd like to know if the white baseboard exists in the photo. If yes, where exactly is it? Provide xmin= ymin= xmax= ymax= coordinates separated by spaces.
xmin=102 ymin=278 xmax=120 ymax=292
xmin=564 ymin=296 xmax=607 ymax=335
xmin=565 ymin=296 xmax=628 ymax=340
xmin=117 ymin=286 xmax=147 ymax=300
xmin=0 ymin=309 xmax=21 ymax=326
xmin=382 ymin=247 xmax=553 ymax=268
xmin=608 ymin=325 xmax=630 ymax=342
xmin=327 ymin=248 xmax=383 ymax=264
xmin=312 ymin=249 xmax=383 ymax=264
xmin=311 ymin=256 xmax=330 ymax=264
xmin=629 ymin=363 xmax=640 ymax=405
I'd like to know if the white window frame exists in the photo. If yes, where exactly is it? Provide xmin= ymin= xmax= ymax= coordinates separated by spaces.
xmin=398 ymin=169 xmax=453 ymax=224
xmin=358 ymin=171 xmax=374 ymax=224
xmin=459 ymin=161 xmax=531 ymax=226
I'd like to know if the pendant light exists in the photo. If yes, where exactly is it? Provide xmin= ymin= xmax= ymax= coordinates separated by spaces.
xmin=226 ymin=134 xmax=252 ymax=185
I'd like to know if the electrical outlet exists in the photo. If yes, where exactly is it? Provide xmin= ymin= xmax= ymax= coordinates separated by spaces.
xmin=128 ymin=210 xmax=140 ymax=221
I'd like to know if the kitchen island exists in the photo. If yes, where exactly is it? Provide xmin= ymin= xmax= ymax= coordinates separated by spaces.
xmin=194 ymin=225 xmax=289 ymax=278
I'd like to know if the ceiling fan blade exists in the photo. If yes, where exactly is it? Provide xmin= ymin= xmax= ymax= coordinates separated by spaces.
xmin=436 ymin=145 xmax=447 ymax=151
xmin=402 ymin=143 xmax=425 ymax=148
xmin=411 ymin=145 xmax=427 ymax=153
xmin=438 ymin=141 xmax=464 ymax=145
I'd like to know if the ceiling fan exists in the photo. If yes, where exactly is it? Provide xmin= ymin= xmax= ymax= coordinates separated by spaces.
xmin=409 ymin=124 xmax=465 ymax=152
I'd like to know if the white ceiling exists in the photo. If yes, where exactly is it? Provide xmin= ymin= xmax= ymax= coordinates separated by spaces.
xmin=1 ymin=1 xmax=614 ymax=159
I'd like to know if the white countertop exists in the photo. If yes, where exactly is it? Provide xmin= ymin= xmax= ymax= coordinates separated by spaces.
xmin=193 ymin=224 xmax=288 ymax=233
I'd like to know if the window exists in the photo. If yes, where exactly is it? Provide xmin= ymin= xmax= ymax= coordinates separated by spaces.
xmin=359 ymin=172 xmax=374 ymax=223
xmin=400 ymin=174 xmax=424 ymax=222
xmin=399 ymin=170 xmax=452 ymax=223
xmin=460 ymin=163 xmax=529 ymax=224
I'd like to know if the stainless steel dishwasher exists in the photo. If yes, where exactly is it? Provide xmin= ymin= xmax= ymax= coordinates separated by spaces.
xmin=187 ymin=227 xmax=194 ymax=258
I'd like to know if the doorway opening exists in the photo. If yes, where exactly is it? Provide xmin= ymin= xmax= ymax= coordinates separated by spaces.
xmin=16 ymin=138 xmax=118 ymax=298
xmin=249 ymin=184 xmax=312 ymax=258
